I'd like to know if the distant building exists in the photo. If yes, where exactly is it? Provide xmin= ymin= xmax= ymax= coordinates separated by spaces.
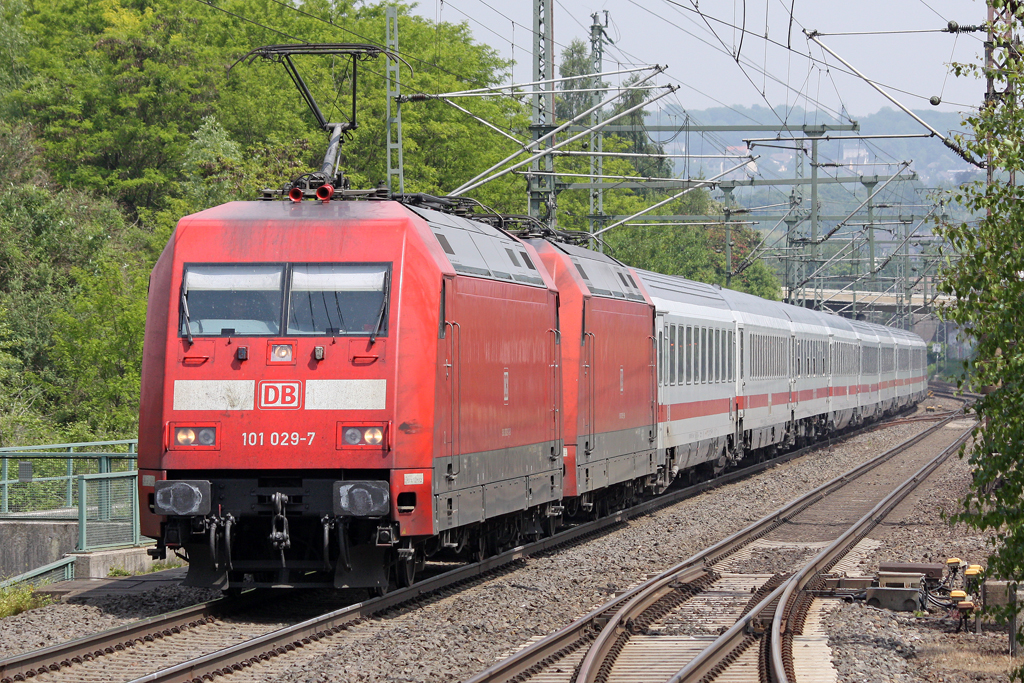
xmin=842 ymin=145 xmax=869 ymax=166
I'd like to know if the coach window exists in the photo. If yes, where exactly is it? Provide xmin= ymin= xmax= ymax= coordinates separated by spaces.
xmin=709 ymin=329 xmax=715 ymax=383
xmin=739 ymin=329 xmax=745 ymax=379
xmin=722 ymin=330 xmax=727 ymax=382
xmin=716 ymin=329 xmax=722 ymax=382
xmin=677 ymin=327 xmax=684 ymax=384
xmin=715 ymin=330 xmax=721 ymax=382
xmin=709 ymin=329 xmax=716 ymax=382
xmin=710 ymin=328 xmax=715 ymax=383
xmin=757 ymin=335 xmax=761 ymax=379
xmin=701 ymin=328 xmax=708 ymax=383
xmin=753 ymin=335 xmax=758 ymax=379
xmin=685 ymin=326 xmax=693 ymax=384
xmin=675 ymin=325 xmax=684 ymax=385
xmin=669 ymin=325 xmax=677 ymax=386
xmin=714 ymin=329 xmax=718 ymax=382
xmin=180 ymin=264 xmax=284 ymax=337
xmin=728 ymin=331 xmax=734 ymax=381
xmin=753 ymin=335 xmax=761 ymax=382
xmin=288 ymin=263 xmax=390 ymax=337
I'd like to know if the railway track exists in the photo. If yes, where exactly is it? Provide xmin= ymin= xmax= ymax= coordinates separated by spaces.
xmin=0 ymin=403 xmax=956 ymax=683
xmin=466 ymin=407 xmax=974 ymax=683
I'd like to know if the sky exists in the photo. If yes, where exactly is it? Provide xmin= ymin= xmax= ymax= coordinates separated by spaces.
xmin=409 ymin=0 xmax=988 ymax=120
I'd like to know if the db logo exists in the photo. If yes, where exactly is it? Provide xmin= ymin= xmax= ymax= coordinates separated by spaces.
xmin=258 ymin=381 xmax=302 ymax=410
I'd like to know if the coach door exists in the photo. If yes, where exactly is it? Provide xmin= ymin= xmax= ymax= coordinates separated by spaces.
xmin=441 ymin=276 xmax=461 ymax=490
xmin=789 ymin=333 xmax=797 ymax=410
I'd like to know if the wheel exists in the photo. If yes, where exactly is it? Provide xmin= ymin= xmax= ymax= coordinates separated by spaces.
xmin=544 ymin=513 xmax=559 ymax=538
xmin=473 ymin=534 xmax=488 ymax=563
xmin=397 ymin=553 xmax=417 ymax=588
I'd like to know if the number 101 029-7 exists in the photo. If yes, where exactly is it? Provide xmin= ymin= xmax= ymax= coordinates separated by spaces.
xmin=242 ymin=432 xmax=315 ymax=446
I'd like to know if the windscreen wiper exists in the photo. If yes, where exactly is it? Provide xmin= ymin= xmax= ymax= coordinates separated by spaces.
xmin=329 ymin=291 xmax=346 ymax=334
xmin=369 ymin=273 xmax=390 ymax=345
xmin=180 ymin=281 xmax=193 ymax=344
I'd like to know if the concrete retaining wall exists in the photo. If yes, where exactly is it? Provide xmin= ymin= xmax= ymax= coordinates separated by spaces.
xmin=0 ymin=520 xmax=78 ymax=578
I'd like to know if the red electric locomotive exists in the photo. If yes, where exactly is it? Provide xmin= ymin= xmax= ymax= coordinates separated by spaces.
xmin=138 ymin=199 xmax=568 ymax=590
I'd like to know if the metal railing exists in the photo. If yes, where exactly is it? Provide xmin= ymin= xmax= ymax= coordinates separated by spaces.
xmin=0 ymin=440 xmax=137 ymax=518
xmin=0 ymin=557 xmax=76 ymax=590
xmin=0 ymin=439 xmax=146 ymax=552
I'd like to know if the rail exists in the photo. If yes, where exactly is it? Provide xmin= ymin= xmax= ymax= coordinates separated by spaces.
xmin=470 ymin=400 xmax=967 ymax=683
xmin=664 ymin=416 xmax=972 ymax=683
xmin=767 ymin=424 xmax=975 ymax=683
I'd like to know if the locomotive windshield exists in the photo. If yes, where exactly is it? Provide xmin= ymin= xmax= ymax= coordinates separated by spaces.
xmin=287 ymin=264 xmax=389 ymax=336
xmin=180 ymin=264 xmax=284 ymax=336
xmin=179 ymin=263 xmax=390 ymax=338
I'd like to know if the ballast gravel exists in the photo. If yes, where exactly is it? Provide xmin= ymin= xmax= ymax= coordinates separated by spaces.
xmin=3 ymin=397 xmax=1004 ymax=683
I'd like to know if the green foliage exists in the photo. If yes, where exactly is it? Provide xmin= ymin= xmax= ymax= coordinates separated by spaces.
xmin=556 ymin=39 xmax=599 ymax=122
xmin=936 ymin=9 xmax=1024 ymax=671
xmin=49 ymin=255 xmax=149 ymax=435
xmin=0 ymin=582 xmax=51 ymax=617
xmin=9 ymin=0 xmax=218 ymax=213
xmin=0 ymin=120 xmax=144 ymax=442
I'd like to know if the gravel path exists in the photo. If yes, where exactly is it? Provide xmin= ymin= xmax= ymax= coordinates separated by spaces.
xmin=3 ymin=397 xmax=996 ymax=683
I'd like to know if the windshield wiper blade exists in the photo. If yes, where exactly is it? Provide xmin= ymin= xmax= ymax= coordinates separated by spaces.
xmin=369 ymin=273 xmax=390 ymax=345
xmin=329 ymin=291 xmax=346 ymax=334
xmin=180 ymin=283 xmax=194 ymax=344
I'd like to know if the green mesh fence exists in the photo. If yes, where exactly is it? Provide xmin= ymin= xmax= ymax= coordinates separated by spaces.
xmin=77 ymin=472 xmax=140 ymax=551
xmin=0 ymin=441 xmax=136 ymax=518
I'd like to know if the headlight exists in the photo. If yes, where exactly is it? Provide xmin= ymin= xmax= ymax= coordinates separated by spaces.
xmin=363 ymin=427 xmax=383 ymax=445
xmin=171 ymin=425 xmax=218 ymax=449
xmin=271 ymin=344 xmax=293 ymax=362
xmin=197 ymin=427 xmax=217 ymax=446
xmin=337 ymin=423 xmax=389 ymax=449
xmin=175 ymin=428 xmax=196 ymax=445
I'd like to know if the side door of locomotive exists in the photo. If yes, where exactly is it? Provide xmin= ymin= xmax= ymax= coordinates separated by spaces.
xmin=439 ymin=275 xmax=460 ymax=493
xmin=579 ymin=296 xmax=596 ymax=459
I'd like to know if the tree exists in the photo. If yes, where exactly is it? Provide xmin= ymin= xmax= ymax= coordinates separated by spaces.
xmin=937 ymin=5 xmax=1024 ymax=658
xmin=555 ymin=38 xmax=599 ymax=122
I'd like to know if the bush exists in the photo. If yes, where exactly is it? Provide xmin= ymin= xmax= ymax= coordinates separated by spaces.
xmin=0 ymin=582 xmax=51 ymax=618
